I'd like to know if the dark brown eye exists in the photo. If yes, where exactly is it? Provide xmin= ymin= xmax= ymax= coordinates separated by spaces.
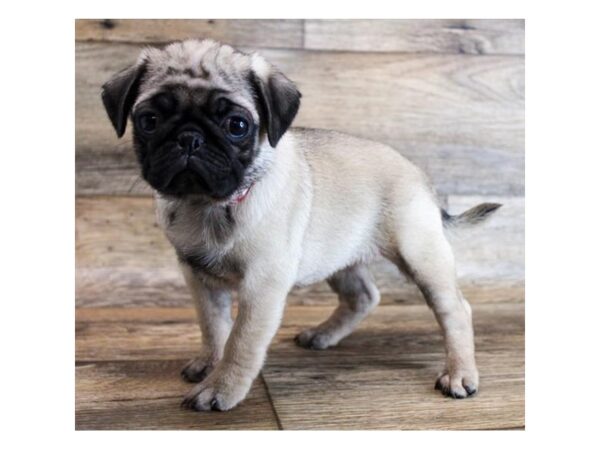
xmin=225 ymin=116 xmax=249 ymax=139
xmin=138 ymin=113 xmax=158 ymax=133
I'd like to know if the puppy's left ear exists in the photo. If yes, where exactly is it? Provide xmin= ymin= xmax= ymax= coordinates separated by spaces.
xmin=250 ymin=63 xmax=301 ymax=148
xmin=101 ymin=62 xmax=146 ymax=138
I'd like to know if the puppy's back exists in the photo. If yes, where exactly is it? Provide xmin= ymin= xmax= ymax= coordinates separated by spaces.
xmin=289 ymin=127 xmax=435 ymax=285
xmin=290 ymin=127 xmax=430 ymax=197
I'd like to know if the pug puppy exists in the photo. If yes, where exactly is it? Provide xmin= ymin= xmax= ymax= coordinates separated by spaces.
xmin=101 ymin=39 xmax=501 ymax=411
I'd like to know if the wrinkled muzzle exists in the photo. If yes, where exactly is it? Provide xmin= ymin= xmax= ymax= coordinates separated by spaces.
xmin=142 ymin=141 xmax=245 ymax=199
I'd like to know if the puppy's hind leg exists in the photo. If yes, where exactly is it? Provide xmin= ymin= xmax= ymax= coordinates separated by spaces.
xmin=392 ymin=197 xmax=478 ymax=399
xmin=295 ymin=264 xmax=380 ymax=350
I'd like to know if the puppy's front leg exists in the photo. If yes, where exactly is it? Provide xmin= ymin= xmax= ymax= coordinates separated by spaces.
xmin=182 ymin=273 xmax=290 ymax=411
xmin=179 ymin=264 xmax=233 ymax=383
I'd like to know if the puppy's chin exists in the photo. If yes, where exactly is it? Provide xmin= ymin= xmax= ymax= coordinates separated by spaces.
xmin=146 ymin=164 xmax=241 ymax=200
xmin=152 ymin=172 xmax=240 ymax=200
xmin=140 ymin=143 xmax=244 ymax=199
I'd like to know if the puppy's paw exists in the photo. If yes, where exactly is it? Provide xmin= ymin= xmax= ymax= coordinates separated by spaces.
xmin=181 ymin=370 xmax=252 ymax=412
xmin=434 ymin=368 xmax=479 ymax=399
xmin=180 ymin=357 xmax=216 ymax=383
xmin=294 ymin=328 xmax=336 ymax=350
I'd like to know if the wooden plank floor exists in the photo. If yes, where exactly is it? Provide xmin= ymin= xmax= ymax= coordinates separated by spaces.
xmin=76 ymin=308 xmax=279 ymax=430
xmin=76 ymin=302 xmax=524 ymax=430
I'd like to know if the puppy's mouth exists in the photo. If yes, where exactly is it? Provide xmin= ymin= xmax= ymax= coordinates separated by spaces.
xmin=145 ymin=147 xmax=244 ymax=200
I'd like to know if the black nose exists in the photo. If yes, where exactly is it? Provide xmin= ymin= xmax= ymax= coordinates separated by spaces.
xmin=178 ymin=131 xmax=204 ymax=153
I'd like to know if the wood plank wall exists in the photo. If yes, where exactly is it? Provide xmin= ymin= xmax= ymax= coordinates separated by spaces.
xmin=75 ymin=19 xmax=525 ymax=307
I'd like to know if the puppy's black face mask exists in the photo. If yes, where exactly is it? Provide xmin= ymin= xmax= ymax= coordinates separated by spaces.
xmin=101 ymin=50 xmax=301 ymax=200
xmin=131 ymin=88 xmax=258 ymax=199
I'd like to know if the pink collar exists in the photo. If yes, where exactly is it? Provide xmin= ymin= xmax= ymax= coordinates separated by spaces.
xmin=232 ymin=183 xmax=254 ymax=204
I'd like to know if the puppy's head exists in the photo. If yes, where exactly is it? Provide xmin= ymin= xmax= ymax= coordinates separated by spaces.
xmin=101 ymin=39 xmax=301 ymax=200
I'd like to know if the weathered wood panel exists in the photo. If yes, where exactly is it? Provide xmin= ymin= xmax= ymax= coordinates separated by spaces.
xmin=448 ymin=195 xmax=524 ymax=281
xmin=75 ymin=42 xmax=524 ymax=196
xmin=75 ymin=304 xmax=524 ymax=429
xmin=76 ymin=361 xmax=278 ymax=429
xmin=305 ymin=19 xmax=524 ymax=55
xmin=76 ymin=307 xmax=278 ymax=429
xmin=75 ymin=19 xmax=523 ymax=55
xmin=76 ymin=307 xmax=198 ymax=361
xmin=75 ymin=19 xmax=303 ymax=49
xmin=76 ymin=196 xmax=523 ymax=307
xmin=264 ymin=303 xmax=524 ymax=430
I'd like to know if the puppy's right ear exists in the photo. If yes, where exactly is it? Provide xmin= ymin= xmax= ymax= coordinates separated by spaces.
xmin=101 ymin=62 xmax=146 ymax=138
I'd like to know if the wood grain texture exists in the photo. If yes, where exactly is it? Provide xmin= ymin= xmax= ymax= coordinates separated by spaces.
xmin=76 ymin=307 xmax=279 ymax=429
xmin=75 ymin=19 xmax=303 ymax=49
xmin=75 ymin=304 xmax=524 ymax=429
xmin=75 ymin=42 xmax=524 ymax=196
xmin=77 ymin=307 xmax=198 ymax=361
xmin=76 ymin=361 xmax=278 ymax=429
xmin=264 ymin=303 xmax=524 ymax=430
xmin=75 ymin=19 xmax=523 ymax=55
xmin=305 ymin=19 xmax=524 ymax=54
xmin=76 ymin=196 xmax=523 ymax=307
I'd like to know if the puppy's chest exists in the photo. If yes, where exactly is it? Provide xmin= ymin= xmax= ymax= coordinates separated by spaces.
xmin=157 ymin=200 xmax=244 ymax=286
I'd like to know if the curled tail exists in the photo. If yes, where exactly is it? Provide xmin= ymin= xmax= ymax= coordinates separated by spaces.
xmin=441 ymin=202 xmax=502 ymax=228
